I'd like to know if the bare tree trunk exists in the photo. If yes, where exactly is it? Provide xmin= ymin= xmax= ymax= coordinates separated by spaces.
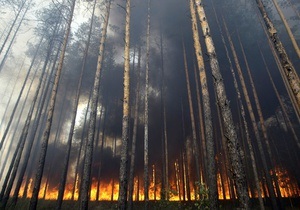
xmin=153 ymin=165 xmax=157 ymax=200
xmin=182 ymin=40 xmax=201 ymax=182
xmin=11 ymin=35 xmax=60 ymax=206
xmin=11 ymin=37 xmax=60 ymax=206
xmin=29 ymin=0 xmax=76 ymax=209
xmin=144 ymin=1 xmax=150 ymax=208
xmin=0 ymin=65 xmax=34 ymax=183
xmin=0 ymin=48 xmax=50 ymax=209
xmin=72 ymin=89 xmax=93 ymax=201
xmin=193 ymin=63 xmax=206 ymax=184
xmin=96 ymin=106 xmax=109 ymax=201
xmin=259 ymin=48 xmax=300 ymax=149
xmin=174 ymin=160 xmax=181 ymax=200
xmin=0 ymin=90 xmax=23 ymax=199
xmin=56 ymin=1 xmax=97 ymax=209
xmin=95 ymin=105 xmax=106 ymax=201
xmin=257 ymin=13 xmax=300 ymax=123
xmin=42 ymin=96 xmax=67 ymax=200
xmin=270 ymin=0 xmax=300 ymax=58
xmin=194 ymin=1 xmax=250 ymax=208
xmin=185 ymin=138 xmax=193 ymax=200
xmin=255 ymin=0 xmax=300 ymax=111
xmin=111 ymin=178 xmax=115 ymax=201
xmin=180 ymin=103 xmax=187 ymax=201
xmin=118 ymin=0 xmax=131 ymax=209
xmin=214 ymin=93 xmax=232 ymax=200
xmin=128 ymin=47 xmax=141 ymax=210
xmin=79 ymin=0 xmax=111 ymax=208
xmin=158 ymin=26 xmax=169 ymax=201
xmin=211 ymin=4 xmax=264 ymax=207
xmin=237 ymin=33 xmax=284 ymax=207
xmin=182 ymin=150 xmax=190 ymax=201
xmin=223 ymin=17 xmax=278 ymax=210
xmin=189 ymin=0 xmax=216 ymax=207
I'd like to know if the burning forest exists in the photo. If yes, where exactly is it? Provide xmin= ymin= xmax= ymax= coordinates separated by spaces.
xmin=0 ymin=0 xmax=299 ymax=209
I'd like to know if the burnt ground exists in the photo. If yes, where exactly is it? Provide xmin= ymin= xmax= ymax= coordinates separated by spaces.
xmin=7 ymin=198 xmax=300 ymax=210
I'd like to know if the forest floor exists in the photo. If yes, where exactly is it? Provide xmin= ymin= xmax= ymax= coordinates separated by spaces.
xmin=6 ymin=198 xmax=300 ymax=209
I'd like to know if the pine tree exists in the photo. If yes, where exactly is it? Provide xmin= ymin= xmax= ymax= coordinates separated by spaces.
xmin=118 ymin=0 xmax=131 ymax=209
xmin=128 ymin=47 xmax=141 ymax=210
xmin=144 ymin=0 xmax=151 ymax=208
xmin=194 ymin=0 xmax=250 ymax=208
xmin=189 ymin=0 xmax=216 ymax=207
xmin=29 ymin=0 xmax=76 ymax=209
xmin=223 ymin=17 xmax=278 ymax=210
xmin=79 ymin=0 xmax=111 ymax=209
xmin=255 ymin=0 xmax=300 ymax=111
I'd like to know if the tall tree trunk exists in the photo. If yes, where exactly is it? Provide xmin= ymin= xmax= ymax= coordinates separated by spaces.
xmin=189 ymin=0 xmax=216 ymax=206
xmin=0 ymin=36 xmax=42 ymax=192
xmin=257 ymin=13 xmax=300 ymax=122
xmin=193 ymin=63 xmax=206 ymax=184
xmin=71 ymin=89 xmax=93 ymax=201
xmin=0 ymin=63 xmax=36 ymax=183
xmin=29 ymin=0 xmax=76 ymax=209
xmin=223 ymin=17 xmax=278 ymax=210
xmin=95 ymin=105 xmax=106 ymax=201
xmin=255 ymin=0 xmax=300 ymax=111
xmin=180 ymin=102 xmax=187 ymax=201
xmin=79 ymin=0 xmax=111 ymax=209
xmin=159 ymin=25 xmax=169 ymax=201
xmin=259 ymin=47 xmax=300 ymax=149
xmin=174 ymin=160 xmax=180 ymax=200
xmin=194 ymin=1 xmax=249 ymax=208
xmin=0 ymin=46 xmax=50 ymax=209
xmin=11 ymin=33 xmax=60 ymax=206
xmin=153 ymin=164 xmax=157 ymax=200
xmin=56 ymin=0 xmax=97 ymax=209
xmin=211 ymin=3 xmax=264 ymax=207
xmin=94 ymin=106 xmax=102 ymax=200
xmin=118 ymin=0 xmax=131 ymax=209
xmin=270 ymin=0 xmax=300 ymax=58
xmin=237 ymin=33 xmax=284 ymax=207
xmin=214 ymin=90 xmax=233 ymax=201
xmin=0 ymin=78 xmax=23 ymax=198
xmin=42 ymin=93 xmax=67 ymax=199
xmin=182 ymin=150 xmax=190 ymax=201
xmin=128 ymin=47 xmax=141 ymax=210
xmin=182 ymin=40 xmax=201 ymax=183
xmin=144 ymin=1 xmax=150 ymax=208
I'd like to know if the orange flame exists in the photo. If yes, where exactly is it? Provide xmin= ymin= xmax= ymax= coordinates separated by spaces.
xmin=18 ymin=164 xmax=299 ymax=201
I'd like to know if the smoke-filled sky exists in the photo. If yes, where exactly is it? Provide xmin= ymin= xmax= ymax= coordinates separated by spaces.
xmin=0 ymin=0 xmax=300 ymax=199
